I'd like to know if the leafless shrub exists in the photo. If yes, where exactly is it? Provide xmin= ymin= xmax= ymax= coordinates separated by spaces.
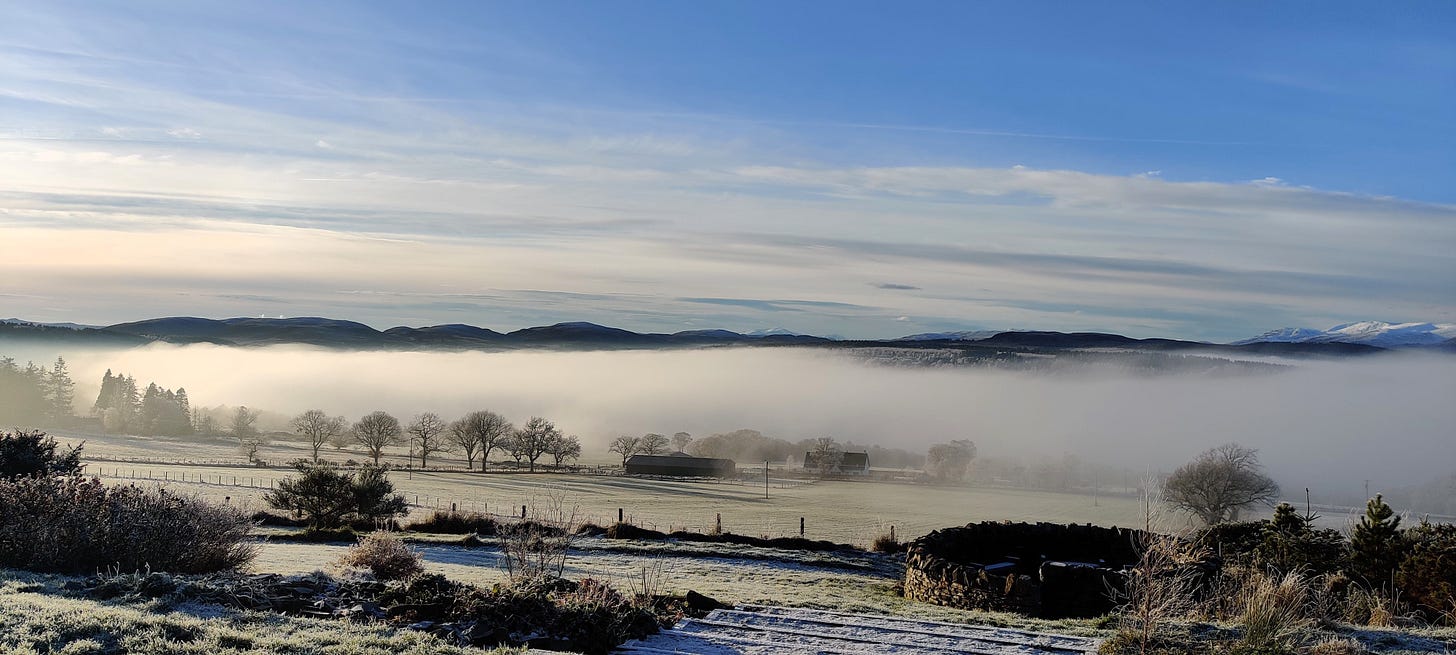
xmin=336 ymin=530 xmax=423 ymax=581
xmin=499 ymin=494 xmax=579 ymax=582
xmin=1110 ymin=483 xmax=1210 ymax=655
xmin=629 ymin=559 xmax=666 ymax=602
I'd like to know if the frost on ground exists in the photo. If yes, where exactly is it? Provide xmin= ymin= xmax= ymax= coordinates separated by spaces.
xmin=255 ymin=539 xmax=901 ymax=613
xmin=0 ymin=572 xmax=521 ymax=655
xmin=620 ymin=605 xmax=1100 ymax=654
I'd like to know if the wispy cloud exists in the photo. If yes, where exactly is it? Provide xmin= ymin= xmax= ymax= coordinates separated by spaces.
xmin=0 ymin=3 xmax=1451 ymax=340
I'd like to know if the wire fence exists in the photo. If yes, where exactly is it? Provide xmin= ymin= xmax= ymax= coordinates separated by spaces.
xmin=87 ymin=464 xmax=838 ymax=539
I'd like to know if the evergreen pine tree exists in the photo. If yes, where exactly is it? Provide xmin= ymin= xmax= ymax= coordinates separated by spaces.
xmin=93 ymin=369 xmax=116 ymax=413
xmin=1350 ymin=494 xmax=1405 ymax=589
xmin=45 ymin=357 xmax=75 ymax=425
xmin=1271 ymin=502 xmax=1304 ymax=533
xmin=1259 ymin=502 xmax=1314 ymax=573
xmin=174 ymin=388 xmax=193 ymax=435
xmin=139 ymin=383 xmax=164 ymax=435
xmin=101 ymin=374 xmax=141 ymax=433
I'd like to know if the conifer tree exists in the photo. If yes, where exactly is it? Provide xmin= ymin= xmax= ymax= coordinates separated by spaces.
xmin=93 ymin=369 xmax=116 ymax=413
xmin=1350 ymin=494 xmax=1405 ymax=588
xmin=174 ymin=388 xmax=193 ymax=434
xmin=139 ymin=383 xmax=163 ymax=435
xmin=45 ymin=356 xmax=75 ymax=424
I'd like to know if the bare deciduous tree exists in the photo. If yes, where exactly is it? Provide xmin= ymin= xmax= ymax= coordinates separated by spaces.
xmin=352 ymin=411 xmax=402 ymax=465
xmin=609 ymin=435 xmax=642 ymax=465
xmin=671 ymin=431 xmax=692 ymax=453
xmin=639 ymin=433 xmax=670 ymax=455
xmin=406 ymin=412 xmax=450 ymax=468
xmin=291 ymin=409 xmax=346 ymax=463
xmin=1164 ymin=443 xmax=1280 ymax=525
xmin=925 ymin=439 xmax=977 ymax=482
xmin=547 ymin=433 xmax=582 ymax=467
xmin=808 ymin=436 xmax=843 ymax=477
xmin=232 ymin=406 xmax=266 ymax=463
xmin=513 ymin=416 xmax=558 ymax=472
xmin=450 ymin=410 xmax=513 ymax=471
xmin=449 ymin=418 xmax=480 ymax=470
xmin=231 ymin=405 xmax=259 ymax=440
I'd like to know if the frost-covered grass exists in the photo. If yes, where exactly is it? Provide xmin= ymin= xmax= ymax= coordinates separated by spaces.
xmin=0 ymin=570 xmax=525 ymax=655
xmin=62 ymin=429 xmax=1167 ymax=545
xmin=249 ymin=539 xmax=1105 ymax=637
xmin=84 ymin=460 xmax=1150 ymax=545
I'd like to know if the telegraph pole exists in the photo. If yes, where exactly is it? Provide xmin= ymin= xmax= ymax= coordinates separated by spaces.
xmin=764 ymin=460 xmax=769 ymax=499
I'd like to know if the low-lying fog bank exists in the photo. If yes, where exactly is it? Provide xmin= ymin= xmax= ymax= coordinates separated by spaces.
xmin=4 ymin=340 xmax=1452 ymax=510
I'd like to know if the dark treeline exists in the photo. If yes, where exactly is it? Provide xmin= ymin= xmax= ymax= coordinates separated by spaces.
xmin=94 ymin=369 xmax=193 ymax=436
xmin=0 ymin=356 xmax=74 ymax=427
xmin=0 ymin=352 xmax=195 ymax=438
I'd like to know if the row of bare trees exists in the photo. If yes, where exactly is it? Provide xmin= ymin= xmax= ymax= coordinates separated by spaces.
xmin=605 ymin=431 xmax=692 ymax=465
xmin=287 ymin=409 xmax=580 ymax=472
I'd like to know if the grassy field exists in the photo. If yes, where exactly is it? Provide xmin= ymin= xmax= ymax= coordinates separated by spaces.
xmin=66 ymin=429 xmax=1392 ymax=536
xmin=84 ymin=460 xmax=1152 ymax=545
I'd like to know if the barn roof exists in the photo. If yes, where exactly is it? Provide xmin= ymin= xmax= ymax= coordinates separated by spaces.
xmin=626 ymin=454 xmax=735 ymax=469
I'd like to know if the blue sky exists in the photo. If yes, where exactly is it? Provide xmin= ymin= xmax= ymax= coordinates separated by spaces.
xmin=1 ymin=1 xmax=1453 ymax=340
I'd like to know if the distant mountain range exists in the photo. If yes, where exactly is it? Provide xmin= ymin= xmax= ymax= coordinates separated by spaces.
xmin=3 ymin=315 xmax=1450 ymax=356
xmin=1232 ymin=321 xmax=1456 ymax=348
xmin=0 ymin=316 xmax=831 ymax=349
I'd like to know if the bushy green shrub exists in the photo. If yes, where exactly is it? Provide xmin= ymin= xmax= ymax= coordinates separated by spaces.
xmin=0 ymin=430 xmax=82 ymax=478
xmin=1255 ymin=504 xmax=1345 ymax=576
xmin=0 ymin=476 xmax=254 ymax=573
xmin=263 ymin=463 xmax=407 ymax=530
xmin=1197 ymin=521 xmax=1270 ymax=562
xmin=1396 ymin=520 xmax=1456 ymax=624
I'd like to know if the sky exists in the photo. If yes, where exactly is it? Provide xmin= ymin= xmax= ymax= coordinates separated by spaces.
xmin=1 ymin=1 xmax=1453 ymax=341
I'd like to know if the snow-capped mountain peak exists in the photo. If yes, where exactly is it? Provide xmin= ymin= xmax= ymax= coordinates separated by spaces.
xmin=894 ymin=330 xmax=1002 ymax=342
xmin=1234 ymin=327 xmax=1328 ymax=344
xmin=1236 ymin=321 xmax=1456 ymax=347
xmin=744 ymin=327 xmax=805 ymax=337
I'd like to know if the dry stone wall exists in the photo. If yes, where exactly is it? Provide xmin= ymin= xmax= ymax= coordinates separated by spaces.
xmin=903 ymin=521 xmax=1146 ymax=618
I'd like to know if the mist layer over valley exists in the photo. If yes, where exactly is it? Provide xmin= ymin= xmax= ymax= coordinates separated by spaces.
xmin=10 ymin=341 xmax=1450 ymax=507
